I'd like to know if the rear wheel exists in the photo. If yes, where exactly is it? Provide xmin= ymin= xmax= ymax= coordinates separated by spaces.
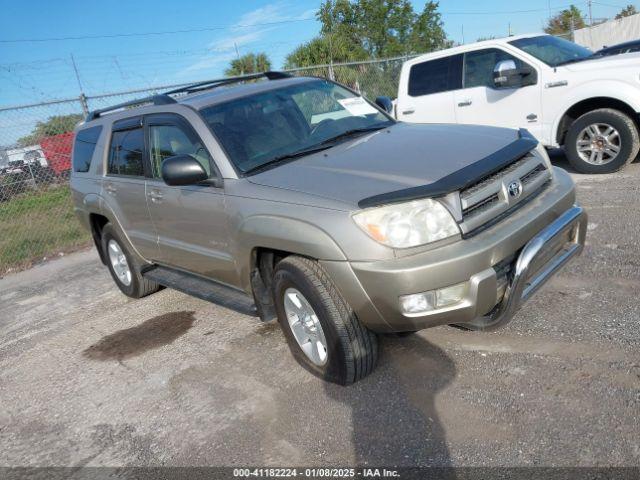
xmin=101 ymin=223 xmax=159 ymax=298
xmin=273 ymin=256 xmax=378 ymax=385
xmin=565 ymin=108 xmax=639 ymax=174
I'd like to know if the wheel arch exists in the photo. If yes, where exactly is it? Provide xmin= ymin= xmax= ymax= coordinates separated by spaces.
xmin=236 ymin=216 xmax=347 ymax=288
xmin=555 ymin=96 xmax=639 ymax=146
xmin=89 ymin=213 xmax=110 ymax=265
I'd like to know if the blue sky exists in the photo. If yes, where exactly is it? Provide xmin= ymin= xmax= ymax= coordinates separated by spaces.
xmin=0 ymin=0 xmax=634 ymax=106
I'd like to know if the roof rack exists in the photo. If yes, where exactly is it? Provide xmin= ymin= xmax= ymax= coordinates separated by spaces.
xmin=85 ymin=94 xmax=176 ymax=121
xmin=85 ymin=71 xmax=292 ymax=122
xmin=164 ymin=70 xmax=292 ymax=95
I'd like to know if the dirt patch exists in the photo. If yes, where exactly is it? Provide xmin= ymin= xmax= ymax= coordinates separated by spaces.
xmin=83 ymin=311 xmax=196 ymax=361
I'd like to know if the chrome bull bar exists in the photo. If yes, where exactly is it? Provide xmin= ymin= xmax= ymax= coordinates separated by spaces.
xmin=471 ymin=205 xmax=587 ymax=331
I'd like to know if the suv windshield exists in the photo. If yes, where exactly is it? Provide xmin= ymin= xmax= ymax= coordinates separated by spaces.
xmin=200 ymin=79 xmax=392 ymax=174
xmin=510 ymin=35 xmax=593 ymax=67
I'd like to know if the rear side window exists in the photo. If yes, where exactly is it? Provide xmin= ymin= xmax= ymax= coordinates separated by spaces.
xmin=108 ymin=127 xmax=144 ymax=176
xmin=73 ymin=126 xmax=102 ymax=173
xmin=408 ymin=54 xmax=463 ymax=96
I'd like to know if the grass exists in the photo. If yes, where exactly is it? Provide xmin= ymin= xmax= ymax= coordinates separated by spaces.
xmin=0 ymin=185 xmax=91 ymax=275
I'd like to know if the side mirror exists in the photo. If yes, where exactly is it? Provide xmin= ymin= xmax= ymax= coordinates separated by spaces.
xmin=375 ymin=96 xmax=394 ymax=114
xmin=493 ymin=59 xmax=524 ymax=88
xmin=161 ymin=154 xmax=209 ymax=186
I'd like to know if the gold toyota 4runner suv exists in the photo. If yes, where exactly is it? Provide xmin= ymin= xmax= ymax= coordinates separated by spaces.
xmin=71 ymin=72 xmax=587 ymax=384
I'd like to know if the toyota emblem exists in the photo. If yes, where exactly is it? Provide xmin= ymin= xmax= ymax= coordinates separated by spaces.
xmin=507 ymin=180 xmax=523 ymax=199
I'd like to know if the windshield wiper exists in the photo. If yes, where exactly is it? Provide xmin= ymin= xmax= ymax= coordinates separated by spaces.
xmin=243 ymin=123 xmax=393 ymax=175
xmin=243 ymin=144 xmax=334 ymax=175
xmin=318 ymin=123 xmax=391 ymax=146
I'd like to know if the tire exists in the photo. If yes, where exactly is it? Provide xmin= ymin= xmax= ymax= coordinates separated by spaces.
xmin=273 ymin=256 xmax=378 ymax=385
xmin=101 ymin=223 xmax=160 ymax=299
xmin=565 ymin=108 xmax=639 ymax=174
xmin=386 ymin=331 xmax=417 ymax=337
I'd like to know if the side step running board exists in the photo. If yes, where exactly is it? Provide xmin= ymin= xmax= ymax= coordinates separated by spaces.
xmin=143 ymin=266 xmax=258 ymax=317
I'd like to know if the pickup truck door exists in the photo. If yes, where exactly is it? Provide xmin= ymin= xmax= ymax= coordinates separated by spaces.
xmin=396 ymin=54 xmax=462 ymax=123
xmin=143 ymin=113 xmax=237 ymax=286
xmin=453 ymin=48 xmax=543 ymax=139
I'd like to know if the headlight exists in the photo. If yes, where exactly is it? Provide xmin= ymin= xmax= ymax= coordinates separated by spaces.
xmin=534 ymin=142 xmax=554 ymax=172
xmin=352 ymin=198 xmax=460 ymax=248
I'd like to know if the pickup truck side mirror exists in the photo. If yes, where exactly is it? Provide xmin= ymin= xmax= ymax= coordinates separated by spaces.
xmin=493 ymin=59 xmax=527 ymax=89
xmin=375 ymin=96 xmax=394 ymax=115
xmin=161 ymin=154 xmax=209 ymax=186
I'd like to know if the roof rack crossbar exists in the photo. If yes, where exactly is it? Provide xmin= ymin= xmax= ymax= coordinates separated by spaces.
xmin=86 ymin=94 xmax=177 ymax=121
xmin=85 ymin=70 xmax=292 ymax=122
xmin=164 ymin=71 xmax=292 ymax=96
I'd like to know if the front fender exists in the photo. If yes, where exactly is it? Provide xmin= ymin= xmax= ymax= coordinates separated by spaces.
xmin=235 ymin=215 xmax=347 ymax=291
xmin=552 ymin=81 xmax=640 ymax=145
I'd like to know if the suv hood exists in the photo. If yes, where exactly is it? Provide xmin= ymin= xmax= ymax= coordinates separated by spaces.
xmin=247 ymin=122 xmax=520 ymax=207
xmin=561 ymin=51 xmax=640 ymax=72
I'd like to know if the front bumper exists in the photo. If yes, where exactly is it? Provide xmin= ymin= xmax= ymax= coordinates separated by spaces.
xmin=321 ymin=168 xmax=587 ymax=332
xmin=460 ymin=205 xmax=586 ymax=330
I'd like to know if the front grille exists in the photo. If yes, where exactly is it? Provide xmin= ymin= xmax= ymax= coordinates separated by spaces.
xmin=520 ymin=164 xmax=546 ymax=186
xmin=458 ymin=152 xmax=552 ymax=235
xmin=462 ymin=192 xmax=499 ymax=217
xmin=461 ymin=154 xmax=533 ymax=201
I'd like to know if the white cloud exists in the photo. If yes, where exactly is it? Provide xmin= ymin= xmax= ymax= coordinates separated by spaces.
xmin=178 ymin=1 xmax=316 ymax=77
xmin=235 ymin=2 xmax=315 ymax=27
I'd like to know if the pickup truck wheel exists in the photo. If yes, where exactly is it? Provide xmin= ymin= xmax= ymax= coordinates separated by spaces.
xmin=273 ymin=256 xmax=378 ymax=385
xmin=565 ymin=108 xmax=639 ymax=173
xmin=101 ymin=224 xmax=159 ymax=299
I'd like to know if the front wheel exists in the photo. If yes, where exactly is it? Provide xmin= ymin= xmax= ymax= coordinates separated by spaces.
xmin=565 ymin=108 xmax=639 ymax=174
xmin=273 ymin=256 xmax=378 ymax=385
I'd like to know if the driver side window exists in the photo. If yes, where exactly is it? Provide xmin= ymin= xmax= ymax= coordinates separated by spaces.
xmin=463 ymin=48 xmax=536 ymax=89
xmin=148 ymin=120 xmax=212 ymax=179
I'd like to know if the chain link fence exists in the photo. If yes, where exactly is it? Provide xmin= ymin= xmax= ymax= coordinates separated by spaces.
xmin=0 ymin=56 xmax=410 ymax=274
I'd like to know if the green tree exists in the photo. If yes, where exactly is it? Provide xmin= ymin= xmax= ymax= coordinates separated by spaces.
xmin=225 ymin=52 xmax=271 ymax=76
xmin=284 ymin=35 xmax=368 ymax=69
xmin=615 ymin=4 xmax=638 ymax=19
xmin=18 ymin=113 xmax=83 ymax=146
xmin=284 ymin=0 xmax=450 ymax=68
xmin=544 ymin=5 xmax=586 ymax=36
xmin=408 ymin=2 xmax=452 ymax=55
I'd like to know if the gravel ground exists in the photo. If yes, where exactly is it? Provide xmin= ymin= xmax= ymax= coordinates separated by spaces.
xmin=1 ymin=155 xmax=639 ymax=468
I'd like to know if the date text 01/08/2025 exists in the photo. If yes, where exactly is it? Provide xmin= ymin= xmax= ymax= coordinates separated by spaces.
xmin=232 ymin=467 xmax=400 ymax=478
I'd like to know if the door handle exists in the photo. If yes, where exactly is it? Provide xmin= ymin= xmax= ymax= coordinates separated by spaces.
xmin=402 ymin=108 xmax=415 ymax=115
xmin=457 ymin=99 xmax=472 ymax=107
xmin=148 ymin=190 xmax=163 ymax=203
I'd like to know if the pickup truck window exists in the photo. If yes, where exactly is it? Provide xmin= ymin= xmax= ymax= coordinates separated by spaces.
xmin=408 ymin=54 xmax=463 ymax=97
xmin=107 ymin=127 xmax=145 ymax=177
xmin=73 ymin=126 xmax=102 ymax=173
xmin=148 ymin=123 xmax=212 ymax=178
xmin=509 ymin=35 xmax=593 ymax=67
xmin=200 ymin=79 xmax=391 ymax=174
xmin=463 ymin=48 xmax=536 ymax=88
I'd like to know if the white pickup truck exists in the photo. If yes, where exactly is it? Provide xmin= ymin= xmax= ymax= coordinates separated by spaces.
xmin=394 ymin=34 xmax=640 ymax=174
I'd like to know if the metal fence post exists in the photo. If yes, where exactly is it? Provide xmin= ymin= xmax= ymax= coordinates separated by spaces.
xmin=78 ymin=94 xmax=89 ymax=117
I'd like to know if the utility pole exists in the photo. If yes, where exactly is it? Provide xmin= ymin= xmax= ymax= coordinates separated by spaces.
xmin=508 ymin=22 xmax=512 ymax=36
xmin=328 ymin=29 xmax=335 ymax=81
xmin=70 ymin=54 xmax=88 ymax=116
xmin=461 ymin=24 xmax=465 ymax=44
xmin=233 ymin=42 xmax=243 ymax=76
xmin=569 ymin=17 xmax=575 ymax=41
xmin=588 ymin=0 xmax=593 ymax=27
